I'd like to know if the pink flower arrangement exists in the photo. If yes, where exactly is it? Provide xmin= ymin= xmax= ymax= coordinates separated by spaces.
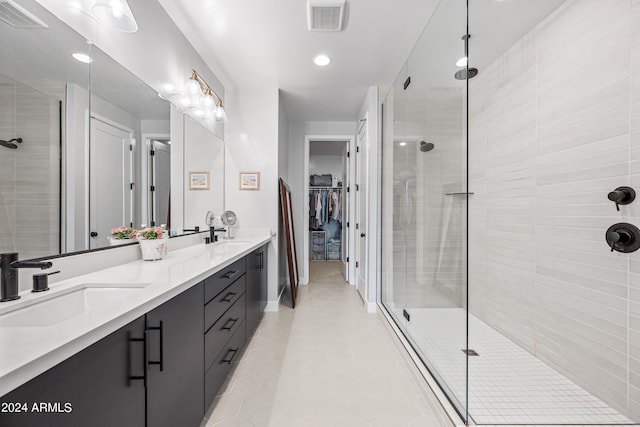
xmin=111 ymin=226 xmax=137 ymax=240
xmin=137 ymin=227 xmax=165 ymax=240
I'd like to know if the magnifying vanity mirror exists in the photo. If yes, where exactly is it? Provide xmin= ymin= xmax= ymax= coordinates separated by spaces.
xmin=0 ymin=0 xmax=225 ymax=260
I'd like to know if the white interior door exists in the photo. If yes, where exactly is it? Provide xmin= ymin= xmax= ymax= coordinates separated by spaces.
xmin=151 ymin=140 xmax=171 ymax=227
xmin=90 ymin=118 xmax=132 ymax=249
xmin=343 ymin=142 xmax=350 ymax=280
xmin=356 ymin=121 xmax=368 ymax=302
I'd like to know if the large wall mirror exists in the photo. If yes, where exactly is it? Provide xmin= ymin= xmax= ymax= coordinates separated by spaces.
xmin=0 ymin=0 xmax=224 ymax=259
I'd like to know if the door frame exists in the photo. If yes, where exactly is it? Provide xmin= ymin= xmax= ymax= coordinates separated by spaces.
xmin=356 ymin=115 xmax=369 ymax=302
xmin=140 ymin=133 xmax=170 ymax=227
xmin=89 ymin=114 xmax=134 ymax=249
xmin=303 ymin=135 xmax=356 ymax=286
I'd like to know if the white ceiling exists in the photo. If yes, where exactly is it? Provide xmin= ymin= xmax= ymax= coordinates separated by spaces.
xmin=0 ymin=0 xmax=168 ymax=121
xmin=158 ymin=0 xmax=568 ymax=123
xmin=157 ymin=0 xmax=441 ymax=122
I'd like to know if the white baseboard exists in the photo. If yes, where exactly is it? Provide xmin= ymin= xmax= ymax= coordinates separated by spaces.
xmin=300 ymin=276 xmax=309 ymax=285
xmin=366 ymin=302 xmax=377 ymax=313
xmin=265 ymin=301 xmax=279 ymax=312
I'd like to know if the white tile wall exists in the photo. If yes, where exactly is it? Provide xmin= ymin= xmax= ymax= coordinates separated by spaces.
xmin=468 ymin=0 xmax=640 ymax=421
xmin=0 ymin=80 xmax=60 ymax=259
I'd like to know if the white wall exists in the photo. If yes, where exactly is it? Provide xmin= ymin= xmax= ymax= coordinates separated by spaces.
xmin=309 ymin=155 xmax=345 ymax=182
xmin=183 ymin=116 xmax=225 ymax=230
xmin=278 ymin=91 xmax=290 ymax=295
xmin=468 ymin=1 xmax=640 ymax=419
xmin=225 ymin=86 xmax=280 ymax=309
xmin=288 ymin=121 xmax=357 ymax=284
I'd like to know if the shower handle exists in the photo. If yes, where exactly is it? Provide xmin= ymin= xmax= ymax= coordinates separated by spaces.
xmin=608 ymin=186 xmax=635 ymax=211
xmin=606 ymin=223 xmax=640 ymax=253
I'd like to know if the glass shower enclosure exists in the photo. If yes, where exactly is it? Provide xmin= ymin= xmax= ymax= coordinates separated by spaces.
xmin=381 ymin=0 xmax=640 ymax=425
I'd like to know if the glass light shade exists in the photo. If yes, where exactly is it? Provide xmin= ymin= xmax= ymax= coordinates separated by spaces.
xmin=201 ymin=93 xmax=216 ymax=117
xmin=91 ymin=0 xmax=138 ymax=33
xmin=183 ymin=78 xmax=203 ymax=108
xmin=215 ymin=105 xmax=229 ymax=124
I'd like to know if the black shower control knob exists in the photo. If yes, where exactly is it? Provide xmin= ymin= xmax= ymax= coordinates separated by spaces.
xmin=90 ymin=231 xmax=98 ymax=238
xmin=606 ymin=223 xmax=640 ymax=253
xmin=607 ymin=186 xmax=635 ymax=211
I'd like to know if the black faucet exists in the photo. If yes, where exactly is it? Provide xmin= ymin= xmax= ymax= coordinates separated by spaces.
xmin=1 ymin=253 xmax=53 ymax=302
xmin=209 ymin=227 xmax=227 ymax=243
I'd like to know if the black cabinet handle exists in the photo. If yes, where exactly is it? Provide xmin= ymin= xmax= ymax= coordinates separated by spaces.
xmin=221 ymin=317 xmax=239 ymax=331
xmin=221 ymin=348 xmax=239 ymax=364
xmin=221 ymin=292 xmax=237 ymax=303
xmin=147 ymin=320 xmax=164 ymax=371
xmin=221 ymin=270 xmax=239 ymax=280
xmin=360 ymin=233 xmax=366 ymax=238
xmin=127 ymin=331 xmax=147 ymax=387
xmin=258 ymin=252 xmax=263 ymax=271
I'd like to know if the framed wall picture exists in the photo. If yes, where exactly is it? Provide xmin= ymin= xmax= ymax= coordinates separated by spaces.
xmin=189 ymin=171 xmax=210 ymax=190
xmin=239 ymin=171 xmax=260 ymax=191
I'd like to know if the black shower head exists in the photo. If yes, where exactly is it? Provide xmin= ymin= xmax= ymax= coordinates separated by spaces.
xmin=0 ymin=138 xmax=21 ymax=149
xmin=420 ymin=141 xmax=435 ymax=152
xmin=455 ymin=67 xmax=478 ymax=80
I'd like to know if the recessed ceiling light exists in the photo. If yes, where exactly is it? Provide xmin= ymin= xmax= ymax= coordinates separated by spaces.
xmin=313 ymin=54 xmax=331 ymax=66
xmin=72 ymin=53 xmax=92 ymax=63
xmin=399 ymin=142 xmax=407 ymax=146
xmin=456 ymin=56 xmax=468 ymax=67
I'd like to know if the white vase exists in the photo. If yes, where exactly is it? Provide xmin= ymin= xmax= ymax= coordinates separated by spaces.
xmin=108 ymin=237 xmax=135 ymax=246
xmin=138 ymin=238 xmax=168 ymax=261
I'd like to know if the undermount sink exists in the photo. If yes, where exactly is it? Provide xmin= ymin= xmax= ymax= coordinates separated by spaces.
xmin=0 ymin=283 xmax=149 ymax=328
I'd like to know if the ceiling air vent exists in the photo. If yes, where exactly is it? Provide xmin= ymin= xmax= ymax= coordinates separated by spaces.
xmin=0 ymin=0 xmax=47 ymax=28
xmin=307 ymin=0 xmax=345 ymax=32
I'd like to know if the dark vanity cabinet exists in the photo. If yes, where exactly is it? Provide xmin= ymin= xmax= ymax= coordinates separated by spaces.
xmin=203 ymin=257 xmax=247 ymax=408
xmin=0 ymin=246 xmax=268 ymax=427
xmin=246 ymin=245 xmax=268 ymax=337
xmin=146 ymin=282 xmax=204 ymax=427
xmin=0 ymin=316 xmax=147 ymax=427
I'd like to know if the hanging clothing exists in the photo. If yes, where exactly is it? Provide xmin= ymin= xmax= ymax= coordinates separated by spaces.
xmin=309 ymin=188 xmax=342 ymax=229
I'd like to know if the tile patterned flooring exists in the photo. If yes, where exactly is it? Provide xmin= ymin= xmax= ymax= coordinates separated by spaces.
xmin=201 ymin=262 xmax=440 ymax=426
xmin=404 ymin=308 xmax=637 ymax=426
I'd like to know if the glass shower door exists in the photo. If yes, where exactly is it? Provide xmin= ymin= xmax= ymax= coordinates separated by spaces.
xmin=381 ymin=0 xmax=469 ymax=422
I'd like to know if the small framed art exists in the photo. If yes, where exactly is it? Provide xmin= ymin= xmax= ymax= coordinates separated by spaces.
xmin=189 ymin=171 xmax=210 ymax=190
xmin=239 ymin=171 xmax=260 ymax=190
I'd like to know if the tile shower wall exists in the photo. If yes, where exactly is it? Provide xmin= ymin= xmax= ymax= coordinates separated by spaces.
xmin=468 ymin=0 xmax=640 ymax=419
xmin=0 ymin=79 xmax=60 ymax=259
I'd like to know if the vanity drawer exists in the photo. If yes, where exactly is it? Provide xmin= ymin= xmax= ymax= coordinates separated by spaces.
xmin=204 ymin=258 xmax=246 ymax=304
xmin=204 ymin=320 xmax=246 ymax=407
xmin=205 ymin=275 xmax=246 ymax=332
xmin=205 ymin=294 xmax=246 ymax=371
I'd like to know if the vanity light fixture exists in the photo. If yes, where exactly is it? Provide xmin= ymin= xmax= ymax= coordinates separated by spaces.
xmin=72 ymin=52 xmax=92 ymax=63
xmin=181 ymin=69 xmax=229 ymax=124
xmin=313 ymin=54 xmax=331 ymax=66
xmin=91 ymin=0 xmax=138 ymax=33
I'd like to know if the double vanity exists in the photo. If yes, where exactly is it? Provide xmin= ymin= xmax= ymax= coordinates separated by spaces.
xmin=0 ymin=233 xmax=269 ymax=427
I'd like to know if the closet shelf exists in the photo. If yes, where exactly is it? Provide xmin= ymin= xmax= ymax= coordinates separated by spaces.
xmin=310 ymin=186 xmax=342 ymax=190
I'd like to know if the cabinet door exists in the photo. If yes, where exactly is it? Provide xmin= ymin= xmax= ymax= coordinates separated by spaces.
xmin=0 ymin=316 xmax=146 ymax=427
xmin=259 ymin=247 xmax=268 ymax=313
xmin=245 ymin=248 xmax=261 ymax=337
xmin=146 ymin=283 xmax=204 ymax=427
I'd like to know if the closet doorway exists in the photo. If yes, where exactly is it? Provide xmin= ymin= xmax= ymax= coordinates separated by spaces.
xmin=304 ymin=136 xmax=355 ymax=286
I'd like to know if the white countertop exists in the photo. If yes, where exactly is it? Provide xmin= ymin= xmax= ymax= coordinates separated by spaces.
xmin=0 ymin=232 xmax=270 ymax=397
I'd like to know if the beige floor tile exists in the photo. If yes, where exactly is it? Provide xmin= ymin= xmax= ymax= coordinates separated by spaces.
xmin=206 ymin=262 xmax=438 ymax=426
